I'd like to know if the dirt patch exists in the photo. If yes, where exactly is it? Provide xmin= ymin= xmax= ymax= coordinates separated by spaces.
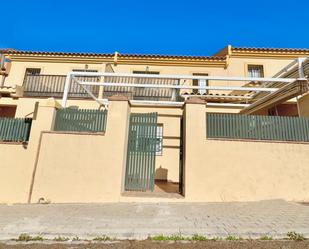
xmin=1 ymin=240 xmax=309 ymax=249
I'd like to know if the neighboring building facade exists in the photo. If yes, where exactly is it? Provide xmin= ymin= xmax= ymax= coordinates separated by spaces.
xmin=1 ymin=45 xmax=309 ymax=204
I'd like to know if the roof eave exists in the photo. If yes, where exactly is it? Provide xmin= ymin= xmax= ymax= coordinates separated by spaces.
xmin=5 ymin=52 xmax=227 ymax=67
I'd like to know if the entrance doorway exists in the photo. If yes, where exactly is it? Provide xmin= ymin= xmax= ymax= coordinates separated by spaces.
xmin=124 ymin=111 xmax=184 ymax=197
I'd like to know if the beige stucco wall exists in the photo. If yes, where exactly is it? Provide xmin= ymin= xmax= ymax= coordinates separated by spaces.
xmin=0 ymin=101 xmax=56 ymax=204
xmin=4 ymin=60 xmax=227 ymax=87
xmin=227 ymin=57 xmax=294 ymax=77
xmin=0 ymin=144 xmax=33 ymax=203
xmin=0 ymin=99 xmax=130 ymax=204
xmin=5 ymin=61 xmax=105 ymax=87
xmin=30 ymin=99 xmax=130 ymax=203
xmin=0 ymin=94 xmax=184 ymax=184
xmin=184 ymin=101 xmax=309 ymax=202
xmin=0 ymin=95 xmax=239 ymax=190
xmin=2 ymin=54 xmax=298 ymax=100
xmin=2 ymin=97 xmax=309 ymax=203
xmin=220 ymin=57 xmax=295 ymax=93
xmin=0 ymin=50 xmax=306 ymax=204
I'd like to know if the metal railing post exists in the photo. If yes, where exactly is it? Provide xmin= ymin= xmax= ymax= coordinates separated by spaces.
xmin=298 ymin=58 xmax=306 ymax=78
xmin=61 ymin=73 xmax=72 ymax=107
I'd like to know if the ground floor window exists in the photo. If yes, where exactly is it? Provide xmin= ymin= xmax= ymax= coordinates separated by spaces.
xmin=0 ymin=105 xmax=16 ymax=118
xmin=268 ymin=104 xmax=298 ymax=116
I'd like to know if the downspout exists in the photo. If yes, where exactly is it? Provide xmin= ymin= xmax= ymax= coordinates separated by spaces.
xmin=113 ymin=51 xmax=119 ymax=66
xmin=224 ymin=45 xmax=232 ymax=69
xmin=0 ymin=53 xmax=6 ymax=87
xmin=0 ymin=74 xmax=5 ymax=87
xmin=296 ymin=58 xmax=306 ymax=116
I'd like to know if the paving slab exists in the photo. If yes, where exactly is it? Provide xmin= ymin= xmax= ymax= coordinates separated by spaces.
xmin=0 ymin=200 xmax=309 ymax=240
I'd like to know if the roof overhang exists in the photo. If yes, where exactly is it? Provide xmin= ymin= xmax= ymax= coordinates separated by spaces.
xmin=214 ymin=46 xmax=309 ymax=59
xmin=0 ymin=49 xmax=227 ymax=67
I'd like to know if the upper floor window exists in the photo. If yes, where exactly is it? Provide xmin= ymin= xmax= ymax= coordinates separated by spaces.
xmin=248 ymin=65 xmax=264 ymax=78
xmin=133 ymin=70 xmax=160 ymax=85
xmin=25 ymin=68 xmax=41 ymax=76
xmin=72 ymin=69 xmax=99 ymax=81
xmin=23 ymin=68 xmax=41 ymax=84
xmin=133 ymin=71 xmax=159 ymax=75
xmin=192 ymin=73 xmax=208 ymax=95
xmin=72 ymin=69 xmax=98 ymax=72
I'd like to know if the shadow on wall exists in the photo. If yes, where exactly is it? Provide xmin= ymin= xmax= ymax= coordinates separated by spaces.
xmin=155 ymin=166 xmax=168 ymax=180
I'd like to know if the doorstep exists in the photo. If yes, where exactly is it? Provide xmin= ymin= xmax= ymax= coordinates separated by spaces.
xmin=121 ymin=191 xmax=184 ymax=199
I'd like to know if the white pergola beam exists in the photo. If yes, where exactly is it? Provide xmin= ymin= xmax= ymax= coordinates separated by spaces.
xmin=69 ymin=71 xmax=298 ymax=83
xmin=181 ymin=94 xmax=252 ymax=100
xmin=78 ymin=81 xmax=279 ymax=92
xmin=128 ymin=100 xmax=249 ymax=108
xmin=60 ymin=71 xmax=303 ymax=108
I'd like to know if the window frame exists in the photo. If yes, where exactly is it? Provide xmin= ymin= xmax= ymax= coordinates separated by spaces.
xmin=132 ymin=70 xmax=160 ymax=75
xmin=24 ymin=68 xmax=41 ymax=76
xmin=247 ymin=65 xmax=264 ymax=78
xmin=192 ymin=73 xmax=209 ymax=95
xmin=23 ymin=68 xmax=42 ymax=85
xmin=72 ymin=69 xmax=98 ymax=73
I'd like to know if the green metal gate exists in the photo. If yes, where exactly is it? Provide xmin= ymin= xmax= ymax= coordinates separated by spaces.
xmin=125 ymin=112 xmax=158 ymax=192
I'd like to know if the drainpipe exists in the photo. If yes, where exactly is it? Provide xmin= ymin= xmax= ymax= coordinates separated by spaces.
xmin=0 ymin=75 xmax=5 ymax=87
xmin=113 ymin=51 xmax=119 ymax=66
xmin=0 ymin=54 xmax=5 ymax=69
xmin=224 ymin=45 xmax=232 ymax=69
xmin=298 ymin=58 xmax=306 ymax=78
xmin=0 ymin=54 xmax=5 ymax=87
xmin=296 ymin=58 xmax=306 ymax=116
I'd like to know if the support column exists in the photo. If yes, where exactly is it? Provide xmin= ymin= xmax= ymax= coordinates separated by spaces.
xmin=27 ymin=98 xmax=60 ymax=203
xmin=183 ymin=97 xmax=207 ymax=200
xmin=107 ymin=96 xmax=131 ymax=193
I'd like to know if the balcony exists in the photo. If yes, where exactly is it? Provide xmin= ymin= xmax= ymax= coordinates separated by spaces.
xmin=23 ymin=74 xmax=99 ymax=98
xmin=23 ymin=74 xmax=181 ymax=101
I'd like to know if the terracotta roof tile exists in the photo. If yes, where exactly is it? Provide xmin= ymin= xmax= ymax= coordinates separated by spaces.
xmin=119 ymin=53 xmax=225 ymax=60
xmin=2 ymin=47 xmax=309 ymax=60
xmin=232 ymin=47 xmax=309 ymax=53
xmin=0 ymin=49 xmax=225 ymax=61
xmin=0 ymin=49 xmax=114 ymax=57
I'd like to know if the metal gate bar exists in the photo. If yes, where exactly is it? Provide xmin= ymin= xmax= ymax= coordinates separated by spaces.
xmin=125 ymin=112 xmax=158 ymax=191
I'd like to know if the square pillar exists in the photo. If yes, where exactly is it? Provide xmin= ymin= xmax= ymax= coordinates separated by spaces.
xmin=183 ymin=97 xmax=207 ymax=199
